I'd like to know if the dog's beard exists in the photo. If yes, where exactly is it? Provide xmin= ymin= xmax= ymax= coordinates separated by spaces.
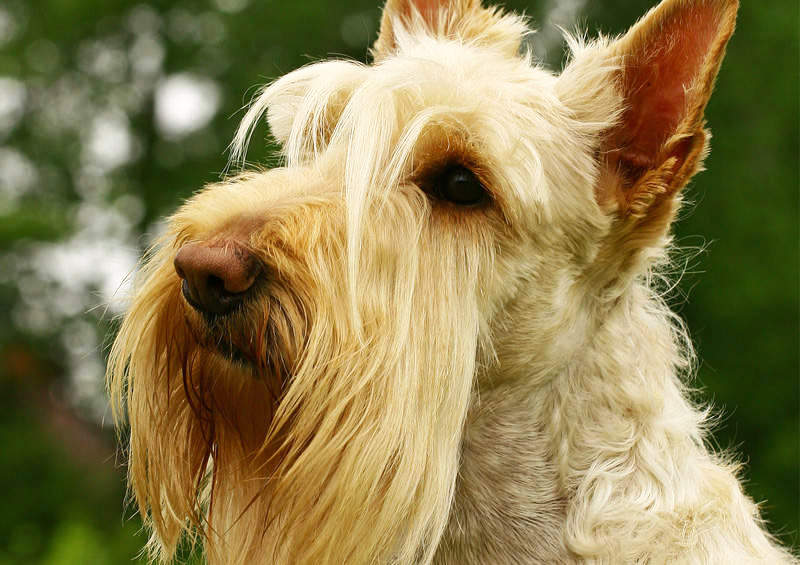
xmin=109 ymin=200 xmax=483 ymax=565
xmin=183 ymin=283 xmax=305 ymax=400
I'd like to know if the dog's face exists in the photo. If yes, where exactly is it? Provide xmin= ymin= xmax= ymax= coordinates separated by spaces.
xmin=109 ymin=0 xmax=737 ymax=562
xmin=173 ymin=37 xmax=607 ymax=381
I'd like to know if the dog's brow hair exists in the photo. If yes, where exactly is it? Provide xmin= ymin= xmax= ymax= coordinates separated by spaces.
xmin=231 ymin=55 xmax=564 ymax=218
xmin=232 ymin=59 xmax=506 ymax=310
xmin=230 ymin=60 xmax=365 ymax=167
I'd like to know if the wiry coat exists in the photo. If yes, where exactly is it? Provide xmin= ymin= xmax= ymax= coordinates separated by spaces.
xmin=108 ymin=0 xmax=797 ymax=563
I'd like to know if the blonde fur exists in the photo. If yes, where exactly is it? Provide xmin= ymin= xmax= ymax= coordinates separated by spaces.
xmin=109 ymin=0 xmax=797 ymax=563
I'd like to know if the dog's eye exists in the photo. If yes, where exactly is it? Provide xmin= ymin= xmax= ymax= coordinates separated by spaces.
xmin=434 ymin=166 xmax=487 ymax=206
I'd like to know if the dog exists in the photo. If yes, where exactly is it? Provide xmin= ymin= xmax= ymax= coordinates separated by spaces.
xmin=108 ymin=0 xmax=797 ymax=562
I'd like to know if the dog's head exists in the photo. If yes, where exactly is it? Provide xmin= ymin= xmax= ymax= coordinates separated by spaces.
xmin=109 ymin=0 xmax=737 ymax=562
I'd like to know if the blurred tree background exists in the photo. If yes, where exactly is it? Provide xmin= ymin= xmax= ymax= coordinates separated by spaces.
xmin=0 ymin=0 xmax=796 ymax=562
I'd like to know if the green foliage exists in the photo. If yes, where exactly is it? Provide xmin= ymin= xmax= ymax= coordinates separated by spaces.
xmin=0 ymin=0 xmax=796 ymax=561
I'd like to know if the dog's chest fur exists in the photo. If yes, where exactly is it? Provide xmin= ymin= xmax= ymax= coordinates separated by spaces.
xmin=437 ymin=386 xmax=567 ymax=564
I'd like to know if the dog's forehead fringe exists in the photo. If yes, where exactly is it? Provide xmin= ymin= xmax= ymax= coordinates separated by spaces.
xmin=272 ymin=45 xmax=563 ymax=209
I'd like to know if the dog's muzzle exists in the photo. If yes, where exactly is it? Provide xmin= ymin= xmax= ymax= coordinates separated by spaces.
xmin=174 ymin=240 xmax=261 ymax=316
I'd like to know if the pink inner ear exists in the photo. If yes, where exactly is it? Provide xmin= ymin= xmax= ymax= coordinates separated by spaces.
xmin=403 ymin=0 xmax=445 ymax=24
xmin=618 ymin=2 xmax=722 ymax=168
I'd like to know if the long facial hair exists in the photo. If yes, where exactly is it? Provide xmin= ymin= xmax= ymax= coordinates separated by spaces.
xmin=108 ymin=180 xmax=486 ymax=563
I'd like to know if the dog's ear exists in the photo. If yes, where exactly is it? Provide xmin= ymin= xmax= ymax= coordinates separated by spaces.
xmin=372 ymin=0 xmax=522 ymax=60
xmin=373 ymin=0 xmax=479 ymax=58
xmin=597 ymin=0 xmax=738 ymax=223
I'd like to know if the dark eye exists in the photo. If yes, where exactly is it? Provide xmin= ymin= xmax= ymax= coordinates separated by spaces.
xmin=434 ymin=166 xmax=487 ymax=206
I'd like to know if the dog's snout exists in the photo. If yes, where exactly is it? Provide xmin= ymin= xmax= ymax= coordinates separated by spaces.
xmin=174 ymin=241 xmax=260 ymax=315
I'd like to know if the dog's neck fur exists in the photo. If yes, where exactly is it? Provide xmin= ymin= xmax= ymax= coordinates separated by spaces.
xmin=439 ymin=279 xmax=777 ymax=563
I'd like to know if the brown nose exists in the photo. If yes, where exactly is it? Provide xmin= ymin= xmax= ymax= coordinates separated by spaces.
xmin=174 ymin=241 xmax=260 ymax=315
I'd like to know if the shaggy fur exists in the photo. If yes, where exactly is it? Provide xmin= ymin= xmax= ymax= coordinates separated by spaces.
xmin=108 ymin=0 xmax=797 ymax=563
